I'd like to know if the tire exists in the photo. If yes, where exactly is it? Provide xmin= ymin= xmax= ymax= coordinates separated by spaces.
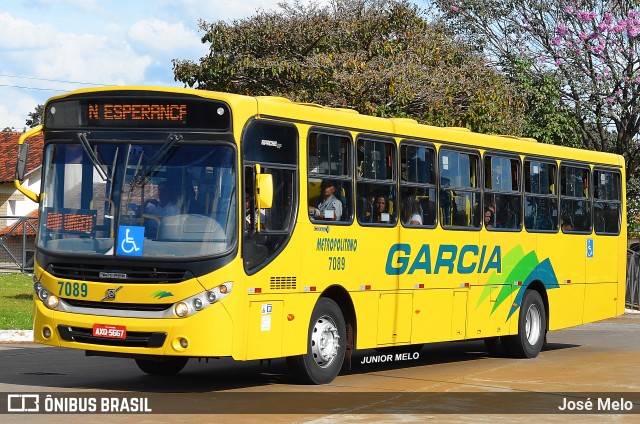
xmin=504 ymin=290 xmax=546 ymax=358
xmin=288 ymin=297 xmax=346 ymax=384
xmin=135 ymin=357 xmax=189 ymax=375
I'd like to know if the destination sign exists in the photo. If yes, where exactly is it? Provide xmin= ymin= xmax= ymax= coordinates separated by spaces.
xmin=90 ymin=103 xmax=188 ymax=122
xmin=45 ymin=96 xmax=231 ymax=130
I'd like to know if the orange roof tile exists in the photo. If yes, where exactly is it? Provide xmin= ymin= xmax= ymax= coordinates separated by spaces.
xmin=0 ymin=210 xmax=38 ymax=237
xmin=0 ymin=131 xmax=44 ymax=183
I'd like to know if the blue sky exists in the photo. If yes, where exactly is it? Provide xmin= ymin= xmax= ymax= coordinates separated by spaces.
xmin=0 ymin=0 xmax=311 ymax=130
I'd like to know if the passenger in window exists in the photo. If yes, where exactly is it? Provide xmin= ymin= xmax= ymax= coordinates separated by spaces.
xmin=144 ymin=181 xmax=180 ymax=238
xmin=402 ymin=196 xmax=422 ymax=226
xmin=439 ymin=188 xmax=452 ymax=225
xmin=182 ymin=179 xmax=204 ymax=214
xmin=245 ymin=193 xmax=266 ymax=230
xmin=561 ymin=215 xmax=573 ymax=232
xmin=309 ymin=179 xmax=342 ymax=221
xmin=372 ymin=195 xmax=394 ymax=223
xmin=484 ymin=206 xmax=495 ymax=229
xmin=360 ymin=194 xmax=375 ymax=222
xmin=145 ymin=181 xmax=179 ymax=217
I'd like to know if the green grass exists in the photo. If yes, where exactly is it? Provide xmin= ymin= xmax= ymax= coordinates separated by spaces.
xmin=0 ymin=273 xmax=34 ymax=330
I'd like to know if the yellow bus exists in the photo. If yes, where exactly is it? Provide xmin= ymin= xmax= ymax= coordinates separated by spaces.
xmin=15 ymin=87 xmax=626 ymax=384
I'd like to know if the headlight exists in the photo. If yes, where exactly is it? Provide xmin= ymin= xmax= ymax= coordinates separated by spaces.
xmin=34 ymin=281 xmax=43 ymax=293
xmin=38 ymin=288 xmax=50 ymax=302
xmin=171 ymin=282 xmax=232 ymax=318
xmin=46 ymin=295 xmax=60 ymax=309
xmin=174 ymin=302 xmax=189 ymax=317
xmin=193 ymin=298 xmax=203 ymax=310
xmin=206 ymin=291 xmax=216 ymax=303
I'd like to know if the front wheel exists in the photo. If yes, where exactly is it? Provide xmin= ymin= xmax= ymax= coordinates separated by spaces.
xmin=288 ymin=297 xmax=346 ymax=384
xmin=505 ymin=290 xmax=546 ymax=358
xmin=135 ymin=357 xmax=188 ymax=375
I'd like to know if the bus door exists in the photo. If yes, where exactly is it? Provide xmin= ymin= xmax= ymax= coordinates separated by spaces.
xmin=241 ymin=120 xmax=298 ymax=359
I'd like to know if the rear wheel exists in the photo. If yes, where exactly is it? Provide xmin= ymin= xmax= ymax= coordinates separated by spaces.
xmin=505 ymin=290 xmax=546 ymax=358
xmin=135 ymin=357 xmax=188 ymax=375
xmin=288 ymin=297 xmax=346 ymax=384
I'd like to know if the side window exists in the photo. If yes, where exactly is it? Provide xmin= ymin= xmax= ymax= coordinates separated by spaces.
xmin=400 ymin=142 xmax=436 ymax=227
xmin=357 ymin=137 xmax=396 ymax=225
xmin=483 ymin=155 xmax=521 ymax=230
xmin=439 ymin=148 xmax=480 ymax=229
xmin=524 ymin=159 xmax=558 ymax=232
xmin=307 ymin=132 xmax=352 ymax=222
xmin=560 ymin=164 xmax=591 ymax=233
xmin=242 ymin=121 xmax=298 ymax=272
xmin=593 ymin=169 xmax=621 ymax=235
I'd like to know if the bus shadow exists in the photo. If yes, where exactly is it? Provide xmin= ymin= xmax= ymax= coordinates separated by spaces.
xmin=6 ymin=293 xmax=31 ymax=300
xmin=543 ymin=342 xmax=581 ymax=352
xmin=0 ymin=340 xmax=581 ymax=392
xmin=348 ymin=340 xmax=579 ymax=375
xmin=0 ymin=346 xmax=288 ymax=392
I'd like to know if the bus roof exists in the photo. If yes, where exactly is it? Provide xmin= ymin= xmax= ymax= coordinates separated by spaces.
xmin=47 ymin=86 xmax=624 ymax=168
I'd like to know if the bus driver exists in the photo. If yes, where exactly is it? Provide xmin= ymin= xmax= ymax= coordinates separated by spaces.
xmin=309 ymin=179 xmax=342 ymax=221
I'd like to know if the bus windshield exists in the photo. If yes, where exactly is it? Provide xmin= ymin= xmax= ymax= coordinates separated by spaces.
xmin=37 ymin=138 xmax=237 ymax=259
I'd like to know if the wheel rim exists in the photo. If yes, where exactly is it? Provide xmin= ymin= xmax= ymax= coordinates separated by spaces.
xmin=525 ymin=304 xmax=542 ymax=346
xmin=311 ymin=315 xmax=340 ymax=368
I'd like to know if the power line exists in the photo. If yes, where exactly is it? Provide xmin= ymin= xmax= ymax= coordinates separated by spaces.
xmin=0 ymin=83 xmax=66 ymax=92
xmin=0 ymin=73 xmax=109 ymax=87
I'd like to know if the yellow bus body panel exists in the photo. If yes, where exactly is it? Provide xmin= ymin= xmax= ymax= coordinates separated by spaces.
xmin=29 ymin=87 xmax=628 ymax=364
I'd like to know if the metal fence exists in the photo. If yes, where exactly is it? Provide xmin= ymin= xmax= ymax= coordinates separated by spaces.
xmin=627 ymin=249 xmax=640 ymax=310
xmin=0 ymin=215 xmax=37 ymax=273
xmin=625 ymin=250 xmax=640 ymax=309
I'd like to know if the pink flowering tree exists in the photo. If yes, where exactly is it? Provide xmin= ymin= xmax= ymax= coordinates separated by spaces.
xmin=436 ymin=0 xmax=640 ymax=238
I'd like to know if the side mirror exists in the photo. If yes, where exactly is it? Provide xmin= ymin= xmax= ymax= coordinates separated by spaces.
xmin=16 ymin=142 xmax=29 ymax=181
xmin=14 ymin=125 xmax=42 ymax=203
xmin=255 ymin=164 xmax=273 ymax=209
xmin=253 ymin=164 xmax=273 ymax=234
xmin=257 ymin=173 xmax=273 ymax=209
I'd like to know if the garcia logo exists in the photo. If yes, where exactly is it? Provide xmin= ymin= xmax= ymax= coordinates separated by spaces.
xmin=385 ymin=243 xmax=501 ymax=275
xmin=152 ymin=290 xmax=173 ymax=299
xmin=261 ymin=139 xmax=282 ymax=148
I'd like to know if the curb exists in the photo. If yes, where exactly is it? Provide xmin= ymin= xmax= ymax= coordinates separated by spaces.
xmin=0 ymin=330 xmax=34 ymax=343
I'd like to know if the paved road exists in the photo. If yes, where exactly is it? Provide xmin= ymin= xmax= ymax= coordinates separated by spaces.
xmin=1 ymin=314 xmax=640 ymax=423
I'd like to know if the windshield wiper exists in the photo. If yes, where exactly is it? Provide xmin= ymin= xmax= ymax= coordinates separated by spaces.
xmin=131 ymin=133 xmax=182 ymax=186
xmin=77 ymin=132 xmax=110 ymax=182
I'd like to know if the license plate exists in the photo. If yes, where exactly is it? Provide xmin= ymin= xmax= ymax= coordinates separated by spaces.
xmin=92 ymin=324 xmax=126 ymax=339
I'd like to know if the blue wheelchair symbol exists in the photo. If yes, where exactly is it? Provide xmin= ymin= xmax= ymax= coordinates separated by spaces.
xmin=117 ymin=226 xmax=144 ymax=256
xmin=586 ymin=238 xmax=594 ymax=258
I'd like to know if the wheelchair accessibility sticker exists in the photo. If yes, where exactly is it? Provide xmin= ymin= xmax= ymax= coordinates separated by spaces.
xmin=117 ymin=226 xmax=144 ymax=256
xmin=586 ymin=238 xmax=594 ymax=258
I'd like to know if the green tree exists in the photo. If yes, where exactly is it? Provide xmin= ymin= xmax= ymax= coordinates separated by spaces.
xmin=501 ymin=56 xmax=582 ymax=147
xmin=25 ymin=104 xmax=44 ymax=128
xmin=173 ymin=0 xmax=526 ymax=134
xmin=435 ymin=0 xmax=640 ymax=238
